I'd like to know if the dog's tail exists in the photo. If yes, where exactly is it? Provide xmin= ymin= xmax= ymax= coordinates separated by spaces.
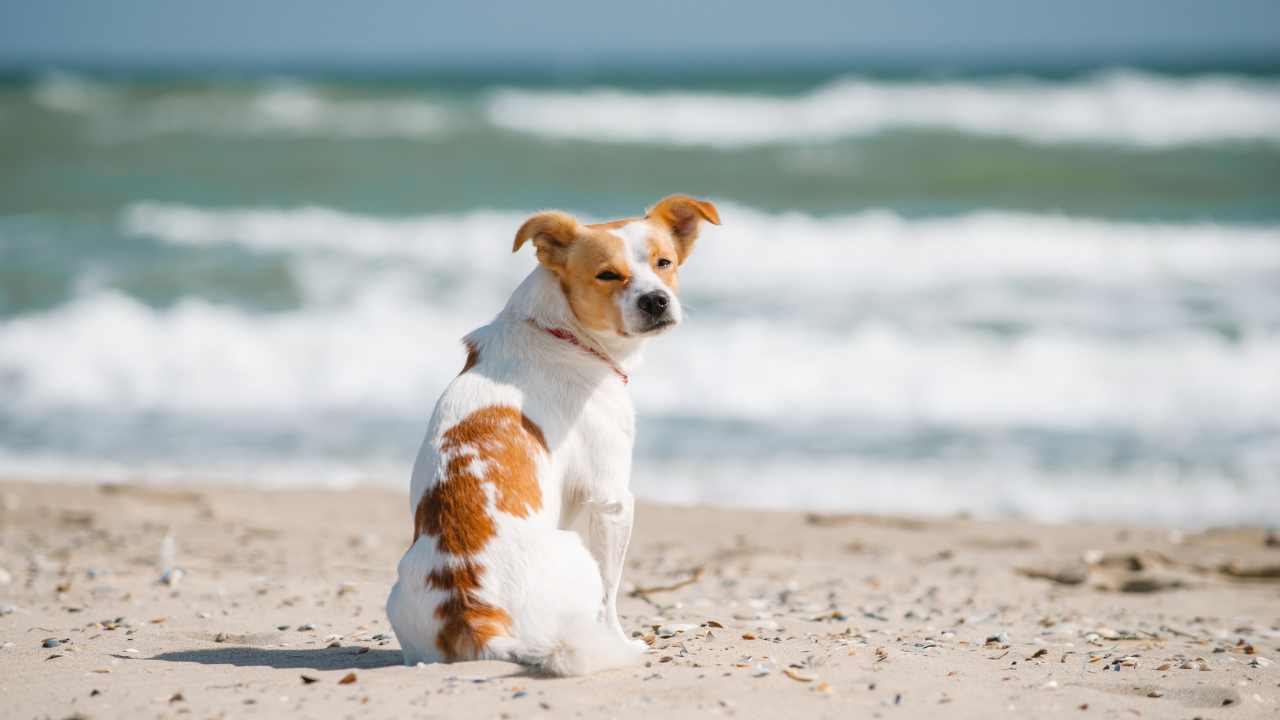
xmin=504 ymin=617 xmax=645 ymax=677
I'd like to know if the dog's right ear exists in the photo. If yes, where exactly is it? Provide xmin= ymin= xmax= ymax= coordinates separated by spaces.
xmin=513 ymin=210 xmax=580 ymax=270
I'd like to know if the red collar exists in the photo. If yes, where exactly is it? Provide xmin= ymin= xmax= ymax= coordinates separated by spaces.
xmin=529 ymin=320 xmax=628 ymax=384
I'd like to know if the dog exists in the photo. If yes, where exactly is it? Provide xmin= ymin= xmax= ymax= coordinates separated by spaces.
xmin=386 ymin=194 xmax=720 ymax=676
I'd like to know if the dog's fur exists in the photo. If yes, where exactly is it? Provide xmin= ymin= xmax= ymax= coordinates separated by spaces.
xmin=386 ymin=195 xmax=720 ymax=675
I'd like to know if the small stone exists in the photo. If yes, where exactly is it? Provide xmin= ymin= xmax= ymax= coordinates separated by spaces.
xmin=657 ymin=623 xmax=696 ymax=637
xmin=338 ymin=672 xmax=357 ymax=685
xmin=0 ymin=605 xmax=15 ymax=616
xmin=300 ymin=675 xmax=319 ymax=684
xmin=1147 ymin=690 xmax=1164 ymax=698
xmin=783 ymin=668 xmax=816 ymax=682
xmin=42 ymin=638 xmax=61 ymax=648
xmin=159 ymin=568 xmax=185 ymax=587
xmin=298 ymin=624 xmax=316 ymax=632
xmin=1250 ymin=657 xmax=1272 ymax=668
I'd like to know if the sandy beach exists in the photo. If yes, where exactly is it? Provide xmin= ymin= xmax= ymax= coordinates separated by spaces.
xmin=0 ymin=479 xmax=1276 ymax=719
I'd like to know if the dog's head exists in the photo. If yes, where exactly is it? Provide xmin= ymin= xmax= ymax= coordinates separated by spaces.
xmin=513 ymin=195 xmax=720 ymax=338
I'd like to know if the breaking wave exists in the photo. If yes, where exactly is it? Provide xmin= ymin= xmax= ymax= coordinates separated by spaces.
xmin=486 ymin=70 xmax=1280 ymax=147
xmin=3 ymin=201 xmax=1278 ymax=523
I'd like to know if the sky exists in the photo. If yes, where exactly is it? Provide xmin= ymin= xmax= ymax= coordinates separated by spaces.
xmin=1 ymin=0 xmax=1278 ymax=69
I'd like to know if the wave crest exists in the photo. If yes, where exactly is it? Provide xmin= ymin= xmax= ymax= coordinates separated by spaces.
xmin=486 ymin=70 xmax=1280 ymax=147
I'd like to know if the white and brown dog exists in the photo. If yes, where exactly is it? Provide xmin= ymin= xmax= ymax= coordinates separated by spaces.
xmin=386 ymin=195 xmax=720 ymax=676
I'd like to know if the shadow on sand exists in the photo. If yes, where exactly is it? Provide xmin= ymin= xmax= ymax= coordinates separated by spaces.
xmin=149 ymin=646 xmax=406 ymax=671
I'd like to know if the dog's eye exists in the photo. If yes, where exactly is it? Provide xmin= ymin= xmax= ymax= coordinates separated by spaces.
xmin=656 ymin=258 xmax=672 ymax=269
xmin=595 ymin=270 xmax=623 ymax=281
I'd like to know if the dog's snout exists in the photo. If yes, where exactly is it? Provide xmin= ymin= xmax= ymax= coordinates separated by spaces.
xmin=637 ymin=291 xmax=669 ymax=318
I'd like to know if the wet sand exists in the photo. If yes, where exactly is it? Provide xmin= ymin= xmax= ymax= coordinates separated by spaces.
xmin=1 ymin=479 xmax=1277 ymax=719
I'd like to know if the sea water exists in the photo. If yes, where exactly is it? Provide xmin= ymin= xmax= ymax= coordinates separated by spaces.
xmin=1 ymin=65 xmax=1278 ymax=524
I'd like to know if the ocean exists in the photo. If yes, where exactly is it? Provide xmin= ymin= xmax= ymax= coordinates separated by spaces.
xmin=2 ymin=65 xmax=1278 ymax=525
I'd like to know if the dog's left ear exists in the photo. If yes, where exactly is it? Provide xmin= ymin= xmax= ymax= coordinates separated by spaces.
xmin=647 ymin=195 xmax=720 ymax=264
xmin=513 ymin=210 xmax=581 ymax=271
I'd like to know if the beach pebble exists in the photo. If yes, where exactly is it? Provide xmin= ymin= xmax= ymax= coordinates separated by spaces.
xmin=297 ymin=624 xmax=316 ymax=631
xmin=159 ymin=568 xmax=185 ymax=587
xmin=1249 ymin=657 xmax=1272 ymax=668
xmin=657 ymin=623 xmax=696 ymax=637
xmin=42 ymin=638 xmax=61 ymax=648
xmin=751 ymin=662 xmax=773 ymax=677
xmin=783 ymin=668 xmax=816 ymax=682
xmin=0 ymin=604 xmax=16 ymax=616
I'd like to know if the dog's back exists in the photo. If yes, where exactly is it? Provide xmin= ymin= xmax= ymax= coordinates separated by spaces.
xmin=386 ymin=317 xmax=643 ymax=675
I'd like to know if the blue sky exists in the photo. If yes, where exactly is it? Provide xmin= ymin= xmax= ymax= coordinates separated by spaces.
xmin=1 ymin=0 xmax=1278 ymax=67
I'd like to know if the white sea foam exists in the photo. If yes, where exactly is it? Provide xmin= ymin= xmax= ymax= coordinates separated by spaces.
xmin=30 ymin=71 xmax=116 ymax=113
xmin=3 ymin=202 xmax=1277 ymax=429
xmin=31 ymin=70 xmax=1280 ymax=146
xmin=4 ymin=286 xmax=1278 ymax=430
xmin=632 ymin=455 xmax=1280 ymax=527
xmin=135 ymin=85 xmax=453 ymax=139
xmin=32 ymin=74 xmax=452 ymax=139
xmin=486 ymin=70 xmax=1280 ymax=147
xmin=125 ymin=201 xmax=1280 ymax=289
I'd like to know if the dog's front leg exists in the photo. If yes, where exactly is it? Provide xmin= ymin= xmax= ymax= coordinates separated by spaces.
xmin=586 ymin=489 xmax=636 ymax=642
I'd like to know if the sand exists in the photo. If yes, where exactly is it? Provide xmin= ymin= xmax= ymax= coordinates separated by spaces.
xmin=1 ymin=479 xmax=1277 ymax=719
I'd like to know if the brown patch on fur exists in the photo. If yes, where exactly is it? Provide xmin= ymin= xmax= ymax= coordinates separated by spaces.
xmin=556 ymin=232 xmax=631 ymax=334
xmin=427 ymin=560 xmax=514 ymax=659
xmin=512 ymin=209 xmax=633 ymax=334
xmin=412 ymin=406 xmax=548 ymax=551
xmin=460 ymin=340 xmax=480 ymax=374
xmin=410 ymin=406 xmax=547 ymax=659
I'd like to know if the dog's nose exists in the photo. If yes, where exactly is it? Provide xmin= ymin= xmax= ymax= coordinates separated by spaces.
xmin=637 ymin=291 xmax=669 ymax=318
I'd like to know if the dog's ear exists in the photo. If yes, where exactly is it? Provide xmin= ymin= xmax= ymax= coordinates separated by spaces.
xmin=647 ymin=195 xmax=720 ymax=264
xmin=513 ymin=210 xmax=581 ymax=269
